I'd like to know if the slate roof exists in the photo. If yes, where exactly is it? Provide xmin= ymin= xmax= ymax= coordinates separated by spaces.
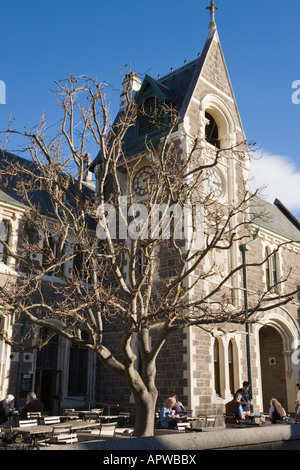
xmin=0 ymin=150 xmax=96 ymax=228
xmin=250 ymin=195 xmax=300 ymax=243
xmin=91 ymin=33 xmax=216 ymax=169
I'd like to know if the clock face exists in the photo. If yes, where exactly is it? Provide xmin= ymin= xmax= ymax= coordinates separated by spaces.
xmin=132 ymin=166 xmax=155 ymax=197
xmin=207 ymin=168 xmax=224 ymax=198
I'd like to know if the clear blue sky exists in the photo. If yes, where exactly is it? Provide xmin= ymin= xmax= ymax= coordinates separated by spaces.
xmin=1 ymin=0 xmax=300 ymax=217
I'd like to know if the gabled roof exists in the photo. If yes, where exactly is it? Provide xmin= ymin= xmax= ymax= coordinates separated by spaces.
xmin=135 ymin=74 xmax=177 ymax=106
xmin=0 ymin=150 xmax=96 ymax=228
xmin=92 ymin=34 xmax=217 ymax=169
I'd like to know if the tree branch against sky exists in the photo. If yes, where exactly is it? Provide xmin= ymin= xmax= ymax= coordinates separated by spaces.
xmin=0 ymin=75 xmax=299 ymax=437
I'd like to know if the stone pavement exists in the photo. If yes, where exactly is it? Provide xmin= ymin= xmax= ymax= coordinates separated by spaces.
xmin=40 ymin=424 xmax=300 ymax=451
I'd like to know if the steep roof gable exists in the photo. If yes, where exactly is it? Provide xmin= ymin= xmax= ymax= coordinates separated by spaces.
xmin=92 ymin=22 xmax=247 ymax=166
xmin=182 ymin=29 xmax=246 ymax=137
xmin=135 ymin=75 xmax=176 ymax=106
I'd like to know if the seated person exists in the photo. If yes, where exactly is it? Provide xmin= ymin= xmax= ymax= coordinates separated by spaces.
xmin=171 ymin=394 xmax=186 ymax=416
xmin=269 ymin=398 xmax=286 ymax=424
xmin=225 ymin=393 xmax=245 ymax=424
xmin=160 ymin=397 xmax=177 ymax=429
xmin=0 ymin=395 xmax=15 ymax=424
xmin=20 ymin=392 xmax=44 ymax=419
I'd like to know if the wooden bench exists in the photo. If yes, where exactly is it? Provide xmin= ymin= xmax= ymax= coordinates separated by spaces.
xmin=48 ymin=433 xmax=78 ymax=444
xmin=18 ymin=419 xmax=38 ymax=427
xmin=154 ymin=422 xmax=191 ymax=435
xmin=114 ymin=427 xmax=134 ymax=437
xmin=27 ymin=412 xmax=42 ymax=419
xmin=41 ymin=416 xmax=61 ymax=425
xmin=77 ymin=421 xmax=117 ymax=442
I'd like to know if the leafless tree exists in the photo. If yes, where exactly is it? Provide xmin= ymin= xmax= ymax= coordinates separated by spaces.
xmin=0 ymin=74 xmax=298 ymax=437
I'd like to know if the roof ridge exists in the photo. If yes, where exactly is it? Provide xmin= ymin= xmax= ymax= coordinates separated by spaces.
xmin=158 ymin=56 xmax=199 ymax=81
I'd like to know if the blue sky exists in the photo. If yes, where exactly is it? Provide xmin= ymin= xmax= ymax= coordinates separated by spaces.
xmin=0 ymin=0 xmax=300 ymax=218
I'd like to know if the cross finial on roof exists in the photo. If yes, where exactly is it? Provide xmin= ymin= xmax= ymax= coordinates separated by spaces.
xmin=206 ymin=0 xmax=219 ymax=36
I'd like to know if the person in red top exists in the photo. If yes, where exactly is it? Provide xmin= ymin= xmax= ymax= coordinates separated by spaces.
xmin=20 ymin=392 xmax=44 ymax=419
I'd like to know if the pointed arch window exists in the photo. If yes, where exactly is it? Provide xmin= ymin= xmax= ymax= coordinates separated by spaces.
xmin=228 ymin=340 xmax=235 ymax=395
xmin=213 ymin=339 xmax=221 ymax=396
xmin=36 ymin=328 xmax=59 ymax=370
xmin=0 ymin=220 xmax=10 ymax=264
xmin=68 ymin=332 xmax=89 ymax=396
xmin=205 ymin=112 xmax=220 ymax=149
xmin=265 ymin=247 xmax=278 ymax=289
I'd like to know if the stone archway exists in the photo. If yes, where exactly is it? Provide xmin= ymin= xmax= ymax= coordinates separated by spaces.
xmin=259 ymin=325 xmax=288 ymax=413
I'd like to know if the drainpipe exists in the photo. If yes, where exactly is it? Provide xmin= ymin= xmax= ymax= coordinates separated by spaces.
xmin=240 ymin=229 xmax=259 ymax=405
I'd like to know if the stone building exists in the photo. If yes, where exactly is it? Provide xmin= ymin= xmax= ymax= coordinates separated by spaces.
xmin=0 ymin=151 xmax=99 ymax=414
xmin=0 ymin=2 xmax=299 ymax=421
xmin=92 ymin=2 xmax=300 ymax=418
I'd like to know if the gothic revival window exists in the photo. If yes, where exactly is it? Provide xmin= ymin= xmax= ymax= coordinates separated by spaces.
xmin=73 ymin=244 xmax=84 ymax=277
xmin=265 ymin=247 xmax=278 ymax=289
xmin=36 ymin=328 xmax=59 ymax=370
xmin=73 ymin=244 xmax=90 ymax=282
xmin=68 ymin=333 xmax=89 ymax=396
xmin=205 ymin=112 xmax=220 ymax=149
xmin=213 ymin=339 xmax=221 ymax=396
xmin=42 ymin=233 xmax=57 ymax=269
xmin=228 ymin=340 xmax=235 ymax=395
xmin=0 ymin=220 xmax=10 ymax=264
xmin=42 ymin=232 xmax=66 ymax=276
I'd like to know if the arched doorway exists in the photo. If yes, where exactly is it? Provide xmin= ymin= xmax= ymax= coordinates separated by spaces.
xmin=259 ymin=326 xmax=288 ymax=413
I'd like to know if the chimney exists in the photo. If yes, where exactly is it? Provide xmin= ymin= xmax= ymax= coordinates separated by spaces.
xmin=120 ymin=72 xmax=141 ymax=110
xmin=82 ymin=154 xmax=95 ymax=189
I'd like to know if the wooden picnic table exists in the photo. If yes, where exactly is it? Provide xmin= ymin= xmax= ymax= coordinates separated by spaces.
xmin=78 ymin=411 xmax=119 ymax=421
xmin=1 ymin=419 xmax=101 ymax=447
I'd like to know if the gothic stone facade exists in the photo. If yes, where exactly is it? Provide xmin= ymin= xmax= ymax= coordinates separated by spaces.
xmin=94 ymin=27 xmax=300 ymax=418
xmin=0 ymin=24 xmax=299 ymax=420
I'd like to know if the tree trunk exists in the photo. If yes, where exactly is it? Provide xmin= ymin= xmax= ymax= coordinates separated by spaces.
xmin=133 ymin=389 xmax=158 ymax=437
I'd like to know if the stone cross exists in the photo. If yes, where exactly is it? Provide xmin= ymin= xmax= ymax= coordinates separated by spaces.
xmin=206 ymin=0 xmax=219 ymax=34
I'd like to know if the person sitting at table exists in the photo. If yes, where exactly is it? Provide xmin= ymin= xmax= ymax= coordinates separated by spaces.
xmin=171 ymin=394 xmax=186 ymax=415
xmin=160 ymin=397 xmax=177 ymax=429
xmin=20 ymin=392 xmax=44 ymax=419
xmin=225 ymin=393 xmax=245 ymax=424
xmin=269 ymin=398 xmax=286 ymax=424
xmin=0 ymin=394 xmax=15 ymax=424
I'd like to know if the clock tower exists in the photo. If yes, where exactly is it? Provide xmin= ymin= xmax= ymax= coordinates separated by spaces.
xmin=92 ymin=1 xmax=299 ymax=422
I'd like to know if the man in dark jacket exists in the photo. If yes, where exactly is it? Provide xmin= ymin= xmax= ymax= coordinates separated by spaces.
xmin=0 ymin=394 xmax=15 ymax=424
xmin=225 ymin=393 xmax=245 ymax=424
xmin=20 ymin=392 xmax=44 ymax=419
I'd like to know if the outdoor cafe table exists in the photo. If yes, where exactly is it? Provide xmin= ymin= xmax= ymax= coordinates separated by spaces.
xmin=78 ymin=411 xmax=119 ymax=421
xmin=1 ymin=419 xmax=102 ymax=446
xmin=172 ymin=415 xmax=198 ymax=421
xmin=244 ymin=414 xmax=262 ymax=425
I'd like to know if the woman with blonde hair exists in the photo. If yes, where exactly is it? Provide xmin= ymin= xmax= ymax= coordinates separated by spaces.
xmin=160 ymin=397 xmax=177 ymax=429
xmin=269 ymin=398 xmax=286 ymax=424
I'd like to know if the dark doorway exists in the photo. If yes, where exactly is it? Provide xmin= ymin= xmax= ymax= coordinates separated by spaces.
xmin=35 ymin=369 xmax=62 ymax=415
xmin=36 ymin=330 xmax=61 ymax=414
xmin=259 ymin=326 xmax=288 ymax=413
